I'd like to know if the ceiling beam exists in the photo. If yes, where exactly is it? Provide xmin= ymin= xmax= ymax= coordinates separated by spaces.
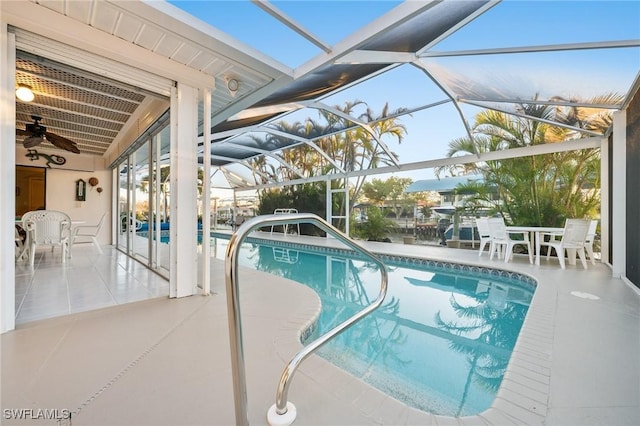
xmin=251 ymin=1 xmax=332 ymax=53
xmin=235 ymin=137 xmax=602 ymax=192
xmin=421 ymin=39 xmax=640 ymax=58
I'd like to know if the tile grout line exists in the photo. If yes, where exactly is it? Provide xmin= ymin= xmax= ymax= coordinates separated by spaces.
xmin=14 ymin=268 xmax=36 ymax=320
xmin=92 ymin=261 xmax=120 ymax=306
xmin=26 ymin=320 xmax=77 ymax=392
xmin=61 ymin=296 xmax=213 ymax=424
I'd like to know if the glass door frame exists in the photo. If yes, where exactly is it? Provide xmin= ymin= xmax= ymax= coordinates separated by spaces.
xmin=114 ymin=121 xmax=170 ymax=279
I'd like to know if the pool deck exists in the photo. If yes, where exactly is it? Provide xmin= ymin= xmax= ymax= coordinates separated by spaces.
xmin=2 ymin=234 xmax=639 ymax=425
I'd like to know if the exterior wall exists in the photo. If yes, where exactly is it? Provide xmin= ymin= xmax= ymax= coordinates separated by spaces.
xmin=1 ymin=25 xmax=17 ymax=333
xmin=627 ymin=90 xmax=640 ymax=288
xmin=45 ymin=168 xmax=112 ymax=245
xmin=15 ymin=146 xmax=112 ymax=245
xmin=607 ymin=133 xmax=613 ymax=264
xmin=16 ymin=145 xmax=106 ymax=171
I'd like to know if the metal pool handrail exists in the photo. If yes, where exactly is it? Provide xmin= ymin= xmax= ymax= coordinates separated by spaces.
xmin=224 ymin=213 xmax=388 ymax=426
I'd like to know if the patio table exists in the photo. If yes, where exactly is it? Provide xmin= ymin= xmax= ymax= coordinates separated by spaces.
xmin=506 ymin=226 xmax=564 ymax=266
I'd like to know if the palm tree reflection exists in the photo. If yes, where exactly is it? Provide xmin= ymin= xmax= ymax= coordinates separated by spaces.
xmin=435 ymin=283 xmax=530 ymax=415
xmin=244 ymin=242 xmax=532 ymax=415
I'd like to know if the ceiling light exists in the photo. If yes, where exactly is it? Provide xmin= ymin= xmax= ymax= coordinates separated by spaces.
xmin=16 ymin=84 xmax=34 ymax=102
xmin=227 ymin=78 xmax=239 ymax=92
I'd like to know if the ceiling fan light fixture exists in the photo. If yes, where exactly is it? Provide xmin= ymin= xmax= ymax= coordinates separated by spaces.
xmin=23 ymin=135 xmax=44 ymax=148
xmin=16 ymin=84 xmax=35 ymax=102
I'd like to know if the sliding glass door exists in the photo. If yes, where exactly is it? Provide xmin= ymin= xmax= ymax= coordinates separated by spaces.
xmin=117 ymin=160 xmax=131 ymax=252
xmin=152 ymin=127 xmax=171 ymax=274
xmin=115 ymin=120 xmax=171 ymax=278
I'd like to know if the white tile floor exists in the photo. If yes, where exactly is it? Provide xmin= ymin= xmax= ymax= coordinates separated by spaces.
xmin=4 ymin=236 xmax=640 ymax=425
xmin=14 ymin=243 xmax=169 ymax=324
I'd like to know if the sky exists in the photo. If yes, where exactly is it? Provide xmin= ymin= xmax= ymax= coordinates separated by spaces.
xmin=167 ymin=0 xmax=640 ymax=193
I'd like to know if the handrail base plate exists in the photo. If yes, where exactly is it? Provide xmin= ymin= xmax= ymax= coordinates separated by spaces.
xmin=267 ymin=402 xmax=296 ymax=426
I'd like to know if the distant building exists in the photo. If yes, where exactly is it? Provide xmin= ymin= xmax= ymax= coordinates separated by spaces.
xmin=405 ymin=176 xmax=488 ymax=216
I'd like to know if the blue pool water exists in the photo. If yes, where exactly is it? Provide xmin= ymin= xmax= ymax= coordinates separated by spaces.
xmin=211 ymin=236 xmax=534 ymax=417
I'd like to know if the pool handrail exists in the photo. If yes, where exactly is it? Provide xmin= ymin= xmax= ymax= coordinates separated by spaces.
xmin=225 ymin=213 xmax=388 ymax=426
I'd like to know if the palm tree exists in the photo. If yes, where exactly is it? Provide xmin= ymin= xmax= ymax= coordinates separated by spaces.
xmin=436 ymin=94 xmax=620 ymax=226
xmin=136 ymin=165 xmax=172 ymax=222
xmin=249 ymin=100 xmax=409 ymax=227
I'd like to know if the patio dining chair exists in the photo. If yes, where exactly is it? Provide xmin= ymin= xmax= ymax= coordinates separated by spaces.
xmin=475 ymin=217 xmax=492 ymax=257
xmin=15 ymin=225 xmax=28 ymax=261
xmin=540 ymin=218 xmax=590 ymax=269
xmin=21 ymin=210 xmax=71 ymax=267
xmin=584 ymin=219 xmax=598 ymax=265
xmin=487 ymin=217 xmax=533 ymax=264
xmin=72 ymin=212 xmax=107 ymax=254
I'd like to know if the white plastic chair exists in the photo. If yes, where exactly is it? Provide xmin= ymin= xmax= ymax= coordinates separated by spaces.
xmin=488 ymin=217 xmax=533 ymax=264
xmin=271 ymin=208 xmax=300 ymax=235
xmin=72 ymin=212 xmax=107 ymax=254
xmin=584 ymin=219 xmax=598 ymax=265
xmin=21 ymin=210 xmax=71 ymax=267
xmin=541 ymin=219 xmax=590 ymax=269
xmin=475 ymin=217 xmax=492 ymax=256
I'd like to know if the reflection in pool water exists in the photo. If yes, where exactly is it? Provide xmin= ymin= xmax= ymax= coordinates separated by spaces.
xmin=221 ymin=238 xmax=534 ymax=417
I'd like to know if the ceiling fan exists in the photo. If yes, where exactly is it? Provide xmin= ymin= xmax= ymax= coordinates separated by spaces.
xmin=16 ymin=115 xmax=80 ymax=154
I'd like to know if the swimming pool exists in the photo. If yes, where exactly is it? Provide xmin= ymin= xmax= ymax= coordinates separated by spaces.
xmin=212 ymin=235 xmax=535 ymax=417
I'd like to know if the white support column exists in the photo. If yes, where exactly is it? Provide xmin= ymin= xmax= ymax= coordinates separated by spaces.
xmin=154 ymin=132 xmax=162 ymax=269
xmin=344 ymin=178 xmax=350 ymax=236
xmin=201 ymin=88 xmax=212 ymax=295
xmin=325 ymin=179 xmax=349 ymax=236
xmin=131 ymin=150 xmax=138 ymax=252
xmin=111 ymin=169 xmax=118 ymax=246
xmin=325 ymin=180 xmax=332 ymax=234
xmin=233 ymin=191 xmax=237 ymax=219
xmin=0 ymin=25 xmax=16 ymax=333
xmin=611 ymin=111 xmax=626 ymax=278
xmin=169 ymin=82 xmax=199 ymax=298
xmin=600 ymin=134 xmax=610 ymax=265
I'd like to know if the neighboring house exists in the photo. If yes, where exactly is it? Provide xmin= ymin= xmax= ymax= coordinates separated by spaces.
xmin=405 ymin=176 xmax=490 ymax=217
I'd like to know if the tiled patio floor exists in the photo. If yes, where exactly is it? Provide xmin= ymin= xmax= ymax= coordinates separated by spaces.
xmin=14 ymin=243 xmax=169 ymax=325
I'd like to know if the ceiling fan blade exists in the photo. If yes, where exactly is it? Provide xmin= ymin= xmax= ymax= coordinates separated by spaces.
xmin=45 ymin=131 xmax=80 ymax=154
xmin=23 ymin=135 xmax=44 ymax=148
xmin=16 ymin=128 xmax=30 ymax=137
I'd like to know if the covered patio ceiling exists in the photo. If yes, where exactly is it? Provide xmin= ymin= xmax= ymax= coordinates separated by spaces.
xmin=8 ymin=0 xmax=291 ymax=159
xmin=8 ymin=0 xmax=640 ymax=191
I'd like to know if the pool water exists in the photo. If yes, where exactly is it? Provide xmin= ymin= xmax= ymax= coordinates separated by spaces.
xmin=213 ymin=237 xmax=534 ymax=417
